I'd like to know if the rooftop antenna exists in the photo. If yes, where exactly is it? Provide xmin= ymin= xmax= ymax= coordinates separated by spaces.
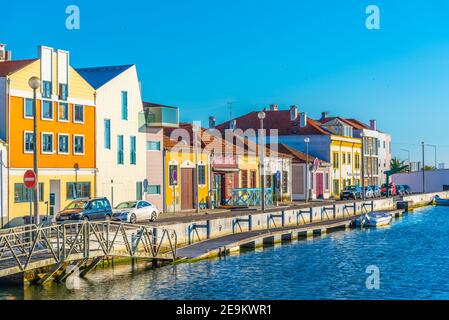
xmin=228 ymin=101 xmax=233 ymax=121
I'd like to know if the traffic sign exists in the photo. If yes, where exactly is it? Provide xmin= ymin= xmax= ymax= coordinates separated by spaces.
xmin=23 ymin=170 xmax=36 ymax=189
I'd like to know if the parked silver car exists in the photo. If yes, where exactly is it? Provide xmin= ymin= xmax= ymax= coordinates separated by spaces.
xmin=112 ymin=200 xmax=160 ymax=223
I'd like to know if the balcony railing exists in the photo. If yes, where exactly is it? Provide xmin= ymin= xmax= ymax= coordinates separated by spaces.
xmin=226 ymin=188 xmax=274 ymax=207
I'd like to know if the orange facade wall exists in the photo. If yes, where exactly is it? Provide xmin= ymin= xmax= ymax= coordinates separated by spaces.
xmin=9 ymin=96 xmax=95 ymax=169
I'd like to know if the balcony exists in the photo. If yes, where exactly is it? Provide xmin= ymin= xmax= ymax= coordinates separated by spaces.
xmin=139 ymin=103 xmax=179 ymax=129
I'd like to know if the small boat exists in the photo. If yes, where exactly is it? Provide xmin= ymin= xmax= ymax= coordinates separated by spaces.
xmin=433 ymin=195 xmax=449 ymax=206
xmin=354 ymin=212 xmax=393 ymax=228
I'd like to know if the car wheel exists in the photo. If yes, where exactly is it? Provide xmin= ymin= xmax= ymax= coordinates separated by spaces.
xmin=130 ymin=214 xmax=137 ymax=224
xmin=150 ymin=212 xmax=157 ymax=222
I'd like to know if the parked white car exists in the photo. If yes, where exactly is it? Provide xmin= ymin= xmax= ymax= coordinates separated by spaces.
xmin=112 ymin=200 xmax=160 ymax=223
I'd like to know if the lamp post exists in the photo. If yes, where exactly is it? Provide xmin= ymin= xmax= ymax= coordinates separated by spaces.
xmin=28 ymin=76 xmax=40 ymax=224
xmin=192 ymin=123 xmax=200 ymax=213
xmin=304 ymin=137 xmax=310 ymax=202
xmin=422 ymin=141 xmax=425 ymax=194
xmin=258 ymin=111 xmax=266 ymax=211
xmin=360 ymin=132 xmax=365 ymax=200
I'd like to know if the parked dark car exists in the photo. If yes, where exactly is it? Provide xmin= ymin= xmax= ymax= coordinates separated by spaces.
xmin=340 ymin=185 xmax=362 ymax=200
xmin=56 ymin=198 xmax=113 ymax=222
xmin=381 ymin=183 xmax=397 ymax=197
xmin=397 ymin=184 xmax=412 ymax=196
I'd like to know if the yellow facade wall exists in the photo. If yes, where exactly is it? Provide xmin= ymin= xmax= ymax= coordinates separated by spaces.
xmin=237 ymin=155 xmax=260 ymax=188
xmin=8 ymin=172 xmax=96 ymax=224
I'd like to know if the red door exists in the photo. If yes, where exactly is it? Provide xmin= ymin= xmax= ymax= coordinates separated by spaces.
xmin=316 ymin=173 xmax=324 ymax=199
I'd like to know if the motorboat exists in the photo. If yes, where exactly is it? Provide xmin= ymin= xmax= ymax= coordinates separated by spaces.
xmin=354 ymin=212 xmax=393 ymax=228
xmin=433 ymin=195 xmax=449 ymax=206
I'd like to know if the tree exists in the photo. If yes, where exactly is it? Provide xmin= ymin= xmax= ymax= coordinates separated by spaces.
xmin=390 ymin=157 xmax=409 ymax=173
xmin=424 ymin=165 xmax=436 ymax=171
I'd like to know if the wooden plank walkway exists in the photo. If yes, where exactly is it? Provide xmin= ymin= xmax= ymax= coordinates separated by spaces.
xmin=177 ymin=209 xmax=404 ymax=259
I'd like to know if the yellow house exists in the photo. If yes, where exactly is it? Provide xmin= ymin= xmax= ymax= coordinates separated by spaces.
xmin=163 ymin=132 xmax=210 ymax=212
xmin=0 ymin=45 xmax=96 ymax=225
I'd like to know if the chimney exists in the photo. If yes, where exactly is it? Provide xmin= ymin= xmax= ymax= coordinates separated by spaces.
xmin=269 ymin=104 xmax=278 ymax=111
xmin=290 ymin=105 xmax=298 ymax=121
xmin=370 ymin=119 xmax=377 ymax=131
xmin=229 ymin=119 xmax=237 ymax=130
xmin=321 ymin=112 xmax=329 ymax=121
xmin=300 ymin=112 xmax=308 ymax=128
xmin=209 ymin=116 xmax=216 ymax=129
xmin=0 ymin=44 xmax=10 ymax=61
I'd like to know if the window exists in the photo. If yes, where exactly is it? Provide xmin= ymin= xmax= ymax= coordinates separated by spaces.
xmin=130 ymin=136 xmax=136 ymax=165
xmin=136 ymin=182 xmax=143 ymax=200
xmin=42 ymin=100 xmax=53 ymax=120
xmin=250 ymin=170 xmax=257 ymax=188
xmin=169 ymin=165 xmax=178 ymax=185
xmin=42 ymin=81 xmax=52 ymax=99
xmin=325 ymin=173 xmax=330 ymax=190
xmin=74 ymin=135 xmax=84 ymax=155
xmin=66 ymin=182 xmax=91 ymax=200
xmin=59 ymin=83 xmax=68 ymax=101
xmin=14 ymin=183 xmax=44 ymax=203
xmin=342 ymin=153 xmax=346 ymax=165
xmin=333 ymin=180 xmax=340 ymax=196
xmin=146 ymin=141 xmax=161 ymax=151
xmin=58 ymin=134 xmax=69 ymax=154
xmin=41 ymin=133 xmax=53 ymax=154
xmin=282 ymin=171 xmax=288 ymax=193
xmin=24 ymin=132 xmax=34 ymax=153
xmin=332 ymin=152 xmax=339 ymax=169
xmin=355 ymin=153 xmax=361 ymax=169
xmin=74 ymin=105 xmax=84 ymax=123
xmin=198 ymin=165 xmax=206 ymax=185
xmin=121 ymin=91 xmax=128 ymax=120
xmin=147 ymin=185 xmax=161 ymax=195
xmin=138 ymin=201 xmax=151 ymax=208
xmin=347 ymin=153 xmax=351 ymax=164
xmin=117 ymin=135 xmax=124 ymax=164
xmin=58 ymin=102 xmax=69 ymax=121
xmin=24 ymin=98 xmax=34 ymax=118
xmin=104 ymin=119 xmax=111 ymax=149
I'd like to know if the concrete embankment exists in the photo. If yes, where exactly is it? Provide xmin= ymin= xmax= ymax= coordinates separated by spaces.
xmin=155 ymin=191 xmax=449 ymax=251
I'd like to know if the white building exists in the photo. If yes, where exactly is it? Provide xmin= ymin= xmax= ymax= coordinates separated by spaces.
xmin=391 ymin=169 xmax=449 ymax=193
xmin=0 ymin=139 xmax=6 ymax=227
xmin=77 ymin=65 xmax=146 ymax=206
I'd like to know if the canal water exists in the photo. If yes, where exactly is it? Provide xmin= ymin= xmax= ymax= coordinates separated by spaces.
xmin=2 ymin=205 xmax=449 ymax=300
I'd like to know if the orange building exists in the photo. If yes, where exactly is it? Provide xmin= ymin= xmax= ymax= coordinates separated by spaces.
xmin=0 ymin=45 xmax=96 ymax=226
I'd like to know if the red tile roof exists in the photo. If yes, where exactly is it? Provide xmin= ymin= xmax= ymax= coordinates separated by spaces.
xmin=215 ymin=110 xmax=330 ymax=135
xmin=0 ymin=59 xmax=37 ymax=76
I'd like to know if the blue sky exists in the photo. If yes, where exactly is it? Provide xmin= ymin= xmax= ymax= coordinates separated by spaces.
xmin=3 ymin=0 xmax=449 ymax=165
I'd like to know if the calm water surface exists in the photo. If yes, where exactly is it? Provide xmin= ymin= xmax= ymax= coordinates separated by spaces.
xmin=2 ymin=206 xmax=449 ymax=300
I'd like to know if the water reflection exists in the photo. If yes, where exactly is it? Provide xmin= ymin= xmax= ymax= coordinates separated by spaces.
xmin=2 ymin=206 xmax=449 ymax=300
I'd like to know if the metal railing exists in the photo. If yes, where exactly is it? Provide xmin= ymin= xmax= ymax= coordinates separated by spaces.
xmin=227 ymin=188 xmax=274 ymax=206
xmin=0 ymin=221 xmax=177 ymax=278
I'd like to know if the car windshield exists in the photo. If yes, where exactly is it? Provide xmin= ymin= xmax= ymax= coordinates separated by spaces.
xmin=346 ymin=186 xmax=357 ymax=191
xmin=115 ymin=201 xmax=137 ymax=209
xmin=64 ymin=200 xmax=88 ymax=210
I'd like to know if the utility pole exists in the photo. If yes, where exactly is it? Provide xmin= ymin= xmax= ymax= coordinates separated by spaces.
xmin=28 ymin=77 xmax=40 ymax=225
xmin=422 ymin=141 xmax=425 ymax=194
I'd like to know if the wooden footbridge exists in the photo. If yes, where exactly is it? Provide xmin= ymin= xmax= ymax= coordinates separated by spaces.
xmin=0 ymin=221 xmax=177 ymax=284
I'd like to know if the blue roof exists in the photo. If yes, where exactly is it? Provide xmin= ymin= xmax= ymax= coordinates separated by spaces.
xmin=76 ymin=65 xmax=134 ymax=89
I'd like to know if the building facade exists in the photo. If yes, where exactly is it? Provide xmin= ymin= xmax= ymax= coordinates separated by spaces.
xmin=77 ymin=65 xmax=146 ymax=207
xmin=0 ymin=139 xmax=6 ymax=227
xmin=0 ymin=45 xmax=96 ymax=225
xmin=142 ymin=102 xmax=179 ymax=211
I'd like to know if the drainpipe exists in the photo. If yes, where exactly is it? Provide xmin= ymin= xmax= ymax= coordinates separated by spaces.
xmin=162 ymin=148 xmax=167 ymax=213
xmin=6 ymin=76 xmax=10 ymax=226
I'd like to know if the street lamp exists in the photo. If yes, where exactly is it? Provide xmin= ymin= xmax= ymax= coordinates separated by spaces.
xmin=304 ymin=137 xmax=310 ymax=202
xmin=28 ymin=76 xmax=40 ymax=224
xmin=422 ymin=141 xmax=425 ymax=193
xmin=360 ymin=132 xmax=365 ymax=200
xmin=258 ymin=111 xmax=266 ymax=211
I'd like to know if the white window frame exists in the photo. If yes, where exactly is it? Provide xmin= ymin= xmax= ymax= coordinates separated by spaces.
xmin=41 ymin=100 xmax=54 ymax=121
xmin=73 ymin=134 xmax=85 ymax=155
xmin=57 ymin=133 xmax=70 ymax=155
xmin=23 ymin=131 xmax=34 ymax=154
xmin=58 ymin=102 xmax=69 ymax=123
xmin=41 ymin=132 xmax=54 ymax=154
xmin=73 ymin=104 xmax=85 ymax=124
xmin=23 ymin=98 xmax=34 ymax=119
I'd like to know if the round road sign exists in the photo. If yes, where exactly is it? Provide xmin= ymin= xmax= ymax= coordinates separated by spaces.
xmin=23 ymin=170 xmax=36 ymax=189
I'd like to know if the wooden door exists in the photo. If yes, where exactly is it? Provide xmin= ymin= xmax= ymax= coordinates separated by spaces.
xmin=316 ymin=173 xmax=324 ymax=199
xmin=181 ymin=168 xmax=194 ymax=210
